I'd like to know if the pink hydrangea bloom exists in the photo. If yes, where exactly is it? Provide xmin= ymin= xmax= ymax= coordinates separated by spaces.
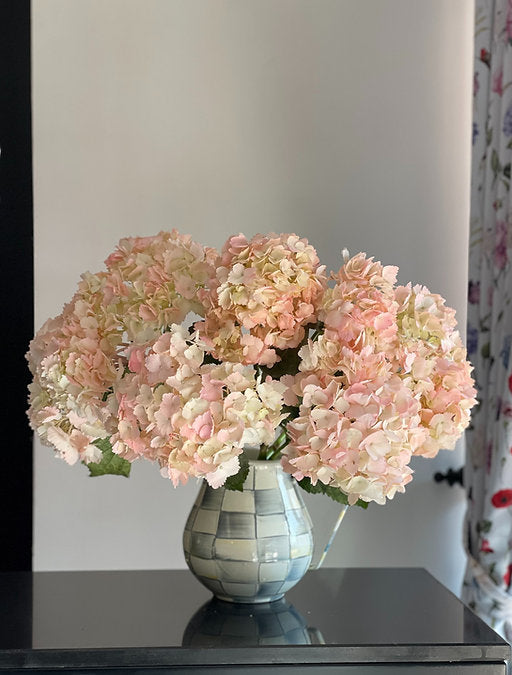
xmin=196 ymin=233 xmax=326 ymax=365
xmin=111 ymin=325 xmax=286 ymax=487
xmin=299 ymin=252 xmax=399 ymax=374
xmin=280 ymin=253 xmax=476 ymax=505
xmin=281 ymin=368 xmax=422 ymax=505
xmin=27 ymin=230 xmax=215 ymax=465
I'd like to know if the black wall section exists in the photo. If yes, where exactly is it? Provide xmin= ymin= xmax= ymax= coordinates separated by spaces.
xmin=0 ymin=0 xmax=34 ymax=570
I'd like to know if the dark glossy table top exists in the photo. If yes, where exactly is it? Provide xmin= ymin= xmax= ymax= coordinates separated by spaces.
xmin=0 ymin=567 xmax=509 ymax=670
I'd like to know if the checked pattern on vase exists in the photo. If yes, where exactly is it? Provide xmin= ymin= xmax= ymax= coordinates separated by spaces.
xmin=183 ymin=462 xmax=314 ymax=603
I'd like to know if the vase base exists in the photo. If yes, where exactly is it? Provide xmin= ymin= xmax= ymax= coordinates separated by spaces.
xmin=214 ymin=593 xmax=285 ymax=604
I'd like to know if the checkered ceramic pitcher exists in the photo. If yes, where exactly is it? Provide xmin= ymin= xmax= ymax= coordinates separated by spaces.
xmin=183 ymin=460 xmax=315 ymax=603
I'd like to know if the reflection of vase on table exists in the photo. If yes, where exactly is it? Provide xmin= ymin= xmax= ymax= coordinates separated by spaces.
xmin=183 ymin=460 xmax=314 ymax=603
xmin=182 ymin=596 xmax=321 ymax=646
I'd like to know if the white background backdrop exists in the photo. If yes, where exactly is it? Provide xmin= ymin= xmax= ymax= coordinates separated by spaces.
xmin=32 ymin=0 xmax=474 ymax=593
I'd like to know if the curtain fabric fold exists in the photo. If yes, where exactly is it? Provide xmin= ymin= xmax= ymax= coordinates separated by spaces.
xmin=464 ymin=0 xmax=512 ymax=640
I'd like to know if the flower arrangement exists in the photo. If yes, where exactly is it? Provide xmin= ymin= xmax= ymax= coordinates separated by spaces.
xmin=27 ymin=231 xmax=477 ymax=507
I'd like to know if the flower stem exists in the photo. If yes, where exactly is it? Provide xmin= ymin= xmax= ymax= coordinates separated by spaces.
xmin=259 ymin=428 xmax=288 ymax=461
xmin=257 ymin=444 xmax=269 ymax=460
xmin=309 ymin=321 xmax=324 ymax=342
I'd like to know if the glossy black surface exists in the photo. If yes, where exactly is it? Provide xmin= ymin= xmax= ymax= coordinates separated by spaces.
xmin=0 ymin=568 xmax=509 ymax=670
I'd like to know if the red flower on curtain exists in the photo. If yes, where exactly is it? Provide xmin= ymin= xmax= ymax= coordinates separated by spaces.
xmin=480 ymin=47 xmax=491 ymax=65
xmin=504 ymin=564 xmax=512 ymax=588
xmin=480 ymin=539 xmax=495 ymax=553
xmin=491 ymin=489 xmax=512 ymax=508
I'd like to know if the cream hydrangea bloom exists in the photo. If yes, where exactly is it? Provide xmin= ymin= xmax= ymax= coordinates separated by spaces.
xmin=394 ymin=283 xmax=477 ymax=457
xmin=104 ymin=230 xmax=218 ymax=344
xmin=26 ymin=274 xmax=123 ymax=464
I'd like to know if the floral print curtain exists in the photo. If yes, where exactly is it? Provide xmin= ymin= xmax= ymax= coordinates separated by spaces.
xmin=463 ymin=0 xmax=512 ymax=640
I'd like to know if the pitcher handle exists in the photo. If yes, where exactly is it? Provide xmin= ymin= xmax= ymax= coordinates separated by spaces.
xmin=308 ymin=505 xmax=348 ymax=571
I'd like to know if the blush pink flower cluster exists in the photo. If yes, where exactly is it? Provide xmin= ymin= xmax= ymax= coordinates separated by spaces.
xmin=197 ymin=233 xmax=326 ymax=366
xmin=281 ymin=368 xmax=421 ymax=505
xmin=112 ymin=325 xmax=285 ymax=488
xmin=27 ymin=232 xmax=476 ymax=506
xmin=281 ymin=254 xmax=477 ymax=505
xmin=27 ymin=231 xmax=216 ymax=466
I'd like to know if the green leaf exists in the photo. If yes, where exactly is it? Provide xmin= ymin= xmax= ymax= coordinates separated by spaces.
xmin=309 ymin=321 xmax=325 ymax=341
xmin=281 ymin=404 xmax=300 ymax=422
xmin=259 ymin=346 xmax=302 ymax=380
xmin=487 ymin=126 xmax=493 ymax=146
xmin=224 ymin=454 xmax=250 ymax=492
xmin=491 ymin=149 xmax=501 ymax=176
xmin=297 ymin=477 xmax=368 ymax=509
xmin=101 ymin=387 xmax=114 ymax=402
xmin=476 ymin=519 xmax=492 ymax=534
xmin=258 ymin=328 xmax=314 ymax=380
xmin=504 ymin=163 xmax=511 ymax=179
xmin=481 ymin=342 xmax=490 ymax=359
xmin=86 ymin=438 xmax=131 ymax=478
xmin=203 ymin=353 xmax=221 ymax=365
